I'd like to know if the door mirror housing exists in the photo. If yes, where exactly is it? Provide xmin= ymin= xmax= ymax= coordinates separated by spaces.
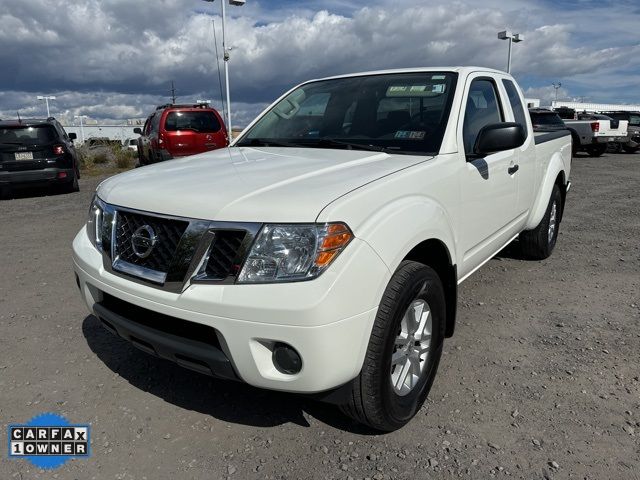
xmin=133 ymin=127 xmax=142 ymax=135
xmin=472 ymin=122 xmax=526 ymax=158
xmin=68 ymin=132 xmax=77 ymax=140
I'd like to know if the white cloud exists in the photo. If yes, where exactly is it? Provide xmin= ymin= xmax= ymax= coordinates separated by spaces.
xmin=0 ymin=0 xmax=638 ymax=124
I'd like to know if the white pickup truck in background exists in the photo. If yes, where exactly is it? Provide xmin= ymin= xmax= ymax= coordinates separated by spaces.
xmin=73 ymin=67 xmax=572 ymax=431
xmin=557 ymin=110 xmax=628 ymax=156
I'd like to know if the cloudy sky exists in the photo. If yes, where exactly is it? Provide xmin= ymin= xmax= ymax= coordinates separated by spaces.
xmin=1 ymin=0 xmax=639 ymax=126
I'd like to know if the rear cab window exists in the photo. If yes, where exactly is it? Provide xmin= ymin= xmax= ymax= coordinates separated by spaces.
xmin=530 ymin=112 xmax=564 ymax=127
xmin=163 ymin=111 xmax=221 ymax=133
xmin=502 ymin=79 xmax=528 ymax=136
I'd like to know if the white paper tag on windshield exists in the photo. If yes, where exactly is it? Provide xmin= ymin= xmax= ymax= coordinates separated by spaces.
xmin=394 ymin=130 xmax=426 ymax=140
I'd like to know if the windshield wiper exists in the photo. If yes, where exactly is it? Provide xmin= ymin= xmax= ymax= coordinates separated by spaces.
xmin=309 ymin=138 xmax=389 ymax=153
xmin=238 ymin=138 xmax=303 ymax=148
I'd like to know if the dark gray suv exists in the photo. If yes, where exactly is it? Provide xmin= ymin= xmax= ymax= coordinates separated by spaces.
xmin=0 ymin=117 xmax=80 ymax=194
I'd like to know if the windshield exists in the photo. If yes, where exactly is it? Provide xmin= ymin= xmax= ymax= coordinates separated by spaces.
xmin=238 ymin=72 xmax=458 ymax=154
xmin=0 ymin=125 xmax=57 ymax=145
xmin=530 ymin=112 xmax=564 ymax=127
xmin=164 ymin=111 xmax=221 ymax=133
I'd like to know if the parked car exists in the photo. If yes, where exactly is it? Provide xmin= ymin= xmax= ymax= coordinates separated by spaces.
xmin=122 ymin=138 xmax=138 ymax=152
xmin=86 ymin=137 xmax=121 ymax=149
xmin=576 ymin=113 xmax=629 ymax=153
xmin=73 ymin=67 xmax=571 ymax=431
xmin=600 ymin=111 xmax=640 ymax=153
xmin=0 ymin=117 xmax=79 ymax=194
xmin=134 ymin=103 xmax=228 ymax=165
xmin=529 ymin=108 xmax=581 ymax=155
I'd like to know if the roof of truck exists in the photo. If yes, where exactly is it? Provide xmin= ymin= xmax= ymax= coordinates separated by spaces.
xmin=312 ymin=66 xmax=508 ymax=83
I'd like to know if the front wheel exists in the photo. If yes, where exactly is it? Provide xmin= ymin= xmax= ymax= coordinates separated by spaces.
xmin=340 ymin=261 xmax=445 ymax=431
xmin=520 ymin=184 xmax=562 ymax=260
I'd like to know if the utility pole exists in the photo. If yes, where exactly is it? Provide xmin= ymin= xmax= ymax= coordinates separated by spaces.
xmin=497 ymin=31 xmax=523 ymax=74
xmin=37 ymin=95 xmax=56 ymax=117
xmin=170 ymin=81 xmax=177 ymax=104
xmin=202 ymin=0 xmax=246 ymax=138
xmin=74 ymin=115 xmax=88 ymax=143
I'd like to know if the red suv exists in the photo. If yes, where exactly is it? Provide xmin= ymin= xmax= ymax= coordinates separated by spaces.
xmin=134 ymin=103 xmax=228 ymax=165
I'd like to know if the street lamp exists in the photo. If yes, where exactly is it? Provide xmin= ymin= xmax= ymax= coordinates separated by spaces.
xmin=37 ymin=95 xmax=56 ymax=117
xmin=497 ymin=31 xmax=523 ymax=74
xmin=201 ymin=0 xmax=245 ymax=138
xmin=74 ymin=115 xmax=88 ymax=143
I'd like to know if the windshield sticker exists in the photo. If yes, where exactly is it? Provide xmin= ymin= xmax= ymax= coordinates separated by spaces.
xmin=387 ymin=84 xmax=446 ymax=97
xmin=394 ymin=130 xmax=426 ymax=140
xmin=432 ymin=75 xmax=446 ymax=80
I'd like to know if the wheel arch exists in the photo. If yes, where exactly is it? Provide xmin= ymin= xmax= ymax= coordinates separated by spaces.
xmin=525 ymin=151 xmax=568 ymax=230
xmin=403 ymin=239 xmax=457 ymax=338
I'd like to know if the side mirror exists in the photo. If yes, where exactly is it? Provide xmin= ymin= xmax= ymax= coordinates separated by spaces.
xmin=473 ymin=122 xmax=526 ymax=157
xmin=133 ymin=127 xmax=142 ymax=135
xmin=68 ymin=132 xmax=77 ymax=140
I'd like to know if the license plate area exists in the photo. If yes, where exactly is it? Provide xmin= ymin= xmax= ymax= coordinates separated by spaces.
xmin=14 ymin=152 xmax=34 ymax=160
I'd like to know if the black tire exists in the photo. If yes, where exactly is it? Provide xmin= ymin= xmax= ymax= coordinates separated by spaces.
xmin=341 ymin=261 xmax=445 ymax=431
xmin=61 ymin=169 xmax=80 ymax=193
xmin=520 ymin=184 xmax=562 ymax=260
xmin=586 ymin=144 xmax=607 ymax=157
xmin=622 ymin=146 xmax=639 ymax=154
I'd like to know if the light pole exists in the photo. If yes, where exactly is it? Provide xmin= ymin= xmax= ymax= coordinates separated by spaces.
xmin=74 ymin=115 xmax=88 ymax=143
xmin=497 ymin=31 xmax=523 ymax=74
xmin=552 ymin=82 xmax=562 ymax=101
xmin=37 ymin=95 xmax=56 ymax=117
xmin=202 ymin=0 xmax=245 ymax=138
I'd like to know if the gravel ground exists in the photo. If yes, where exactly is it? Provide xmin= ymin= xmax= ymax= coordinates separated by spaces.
xmin=1 ymin=153 xmax=639 ymax=480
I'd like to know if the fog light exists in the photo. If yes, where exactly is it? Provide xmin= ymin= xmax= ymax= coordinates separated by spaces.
xmin=272 ymin=343 xmax=302 ymax=375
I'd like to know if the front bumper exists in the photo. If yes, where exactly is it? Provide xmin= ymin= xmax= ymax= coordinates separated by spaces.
xmin=0 ymin=167 xmax=74 ymax=186
xmin=72 ymin=227 xmax=389 ymax=393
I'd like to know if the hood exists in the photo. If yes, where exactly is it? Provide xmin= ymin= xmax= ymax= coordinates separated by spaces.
xmin=98 ymin=147 xmax=429 ymax=222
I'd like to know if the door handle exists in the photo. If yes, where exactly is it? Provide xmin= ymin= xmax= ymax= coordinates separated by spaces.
xmin=508 ymin=164 xmax=519 ymax=175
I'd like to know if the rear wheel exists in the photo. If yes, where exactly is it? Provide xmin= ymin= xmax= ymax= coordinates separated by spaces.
xmin=61 ymin=169 xmax=79 ymax=193
xmin=520 ymin=184 xmax=562 ymax=260
xmin=586 ymin=144 xmax=607 ymax=157
xmin=340 ymin=261 xmax=445 ymax=431
xmin=622 ymin=145 xmax=639 ymax=154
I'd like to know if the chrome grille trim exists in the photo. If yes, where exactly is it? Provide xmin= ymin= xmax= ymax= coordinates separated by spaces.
xmin=97 ymin=202 xmax=261 ymax=292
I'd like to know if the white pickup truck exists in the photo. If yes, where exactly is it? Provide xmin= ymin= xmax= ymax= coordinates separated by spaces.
xmin=73 ymin=67 xmax=572 ymax=431
xmin=563 ymin=114 xmax=627 ymax=157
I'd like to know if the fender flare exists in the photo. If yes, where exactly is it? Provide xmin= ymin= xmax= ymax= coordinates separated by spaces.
xmin=354 ymin=195 xmax=457 ymax=273
xmin=525 ymin=153 xmax=566 ymax=230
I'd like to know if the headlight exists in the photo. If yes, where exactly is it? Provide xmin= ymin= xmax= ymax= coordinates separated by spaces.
xmin=237 ymin=223 xmax=353 ymax=283
xmin=86 ymin=194 xmax=105 ymax=250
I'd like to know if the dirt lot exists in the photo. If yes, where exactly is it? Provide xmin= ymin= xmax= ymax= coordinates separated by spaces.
xmin=1 ymin=153 xmax=639 ymax=480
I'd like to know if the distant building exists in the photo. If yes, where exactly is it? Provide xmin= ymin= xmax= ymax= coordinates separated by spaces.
xmin=551 ymin=101 xmax=640 ymax=113
xmin=62 ymin=124 xmax=140 ymax=145
xmin=525 ymin=98 xmax=541 ymax=108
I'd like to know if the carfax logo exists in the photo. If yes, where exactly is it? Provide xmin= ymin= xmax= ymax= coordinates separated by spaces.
xmin=8 ymin=412 xmax=91 ymax=469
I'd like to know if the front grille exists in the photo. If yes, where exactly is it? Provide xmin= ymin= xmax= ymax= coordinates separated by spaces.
xmin=204 ymin=230 xmax=247 ymax=279
xmin=114 ymin=211 xmax=189 ymax=273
